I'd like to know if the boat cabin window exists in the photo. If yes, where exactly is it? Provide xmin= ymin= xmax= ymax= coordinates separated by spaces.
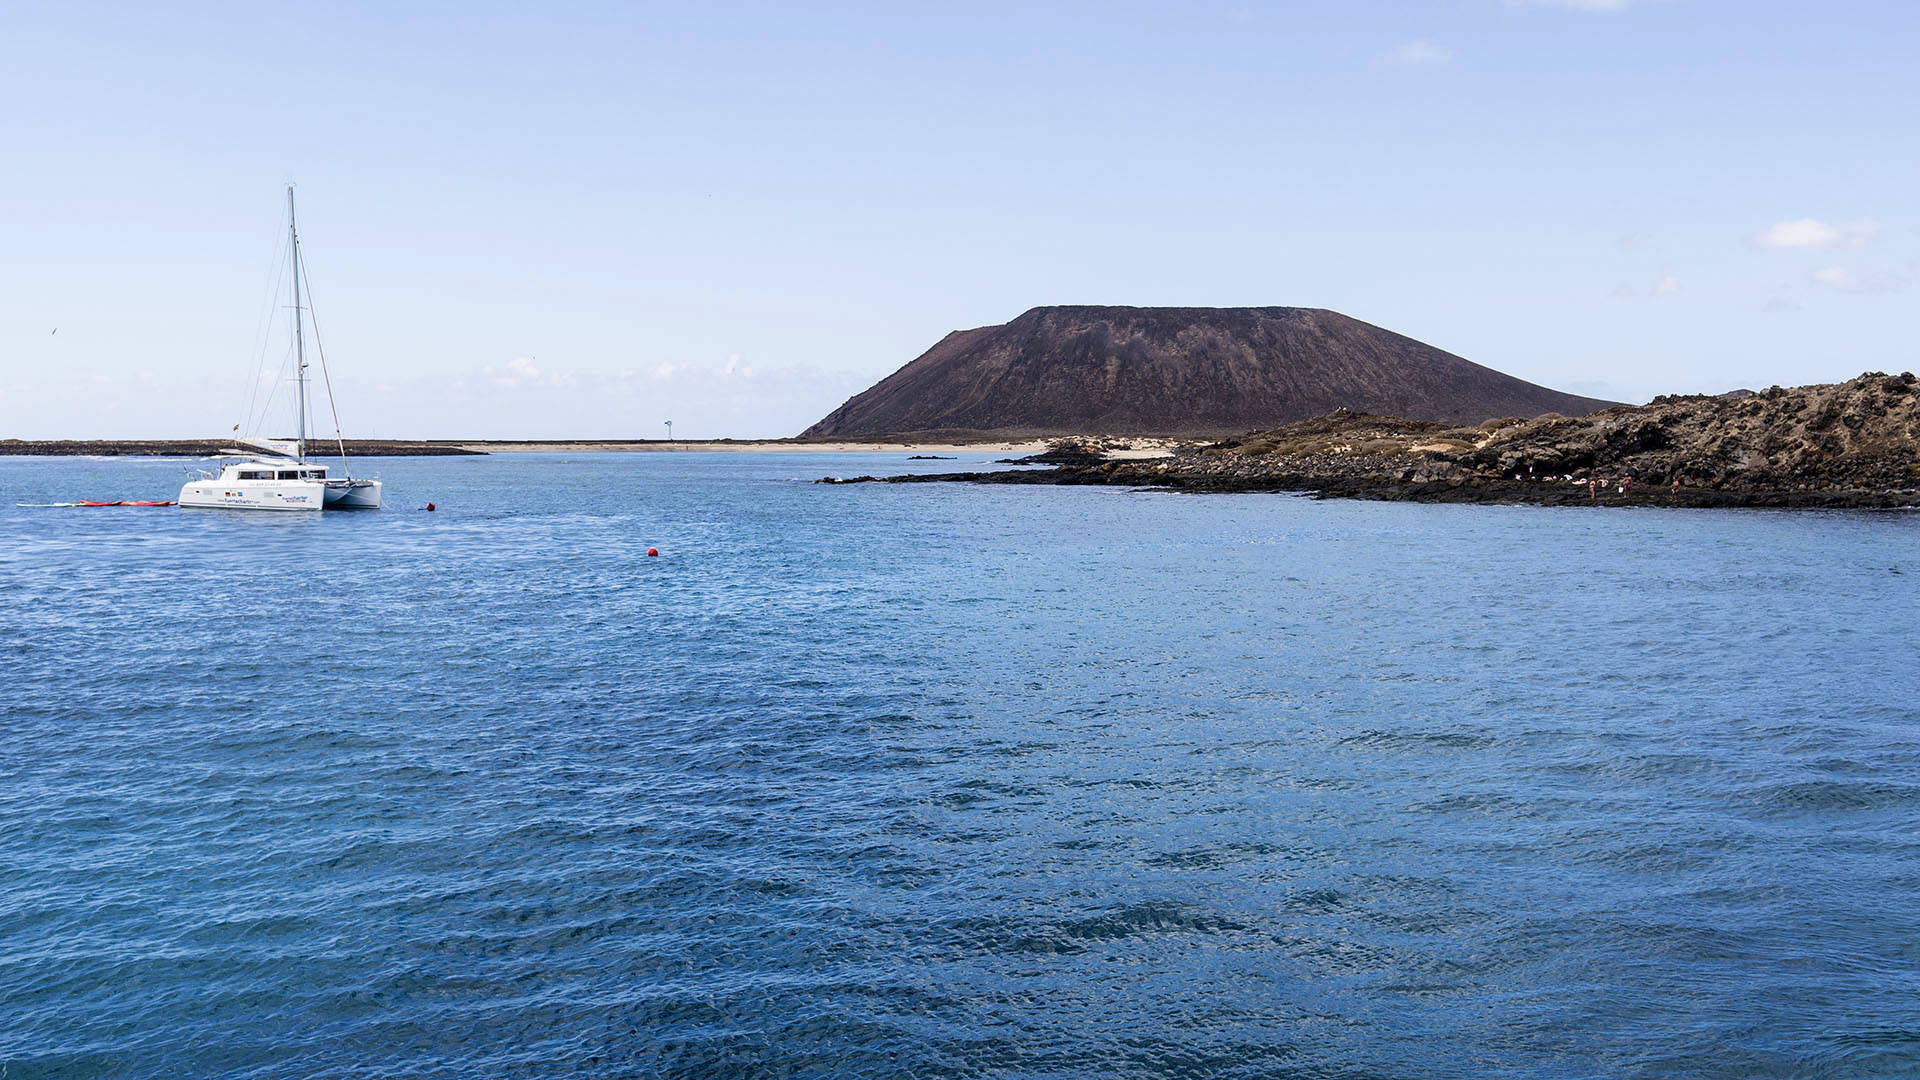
xmin=239 ymin=470 xmax=270 ymax=480
xmin=278 ymin=470 xmax=302 ymax=480
xmin=304 ymin=470 xmax=323 ymax=478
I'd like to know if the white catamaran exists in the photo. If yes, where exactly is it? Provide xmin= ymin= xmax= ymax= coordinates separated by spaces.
xmin=180 ymin=187 xmax=383 ymax=512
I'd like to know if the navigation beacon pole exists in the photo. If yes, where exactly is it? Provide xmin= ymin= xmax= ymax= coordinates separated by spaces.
xmin=289 ymin=185 xmax=307 ymax=464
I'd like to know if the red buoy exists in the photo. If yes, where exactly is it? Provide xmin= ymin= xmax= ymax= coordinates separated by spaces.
xmin=646 ymin=548 xmax=659 ymax=557
xmin=425 ymin=502 xmax=436 ymax=511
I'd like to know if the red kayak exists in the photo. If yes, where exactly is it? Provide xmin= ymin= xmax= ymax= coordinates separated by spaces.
xmin=17 ymin=500 xmax=179 ymax=508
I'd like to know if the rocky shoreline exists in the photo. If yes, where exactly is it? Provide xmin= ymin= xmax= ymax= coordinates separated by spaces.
xmin=823 ymin=372 xmax=1920 ymax=510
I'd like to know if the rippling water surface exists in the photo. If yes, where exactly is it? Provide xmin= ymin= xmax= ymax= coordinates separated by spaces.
xmin=4 ymin=452 xmax=1917 ymax=1078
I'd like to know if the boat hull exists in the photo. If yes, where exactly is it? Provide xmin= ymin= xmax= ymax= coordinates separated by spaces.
xmin=322 ymin=478 xmax=382 ymax=509
xmin=179 ymin=479 xmax=326 ymax=511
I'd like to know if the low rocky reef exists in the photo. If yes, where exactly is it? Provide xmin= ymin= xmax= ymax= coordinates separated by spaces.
xmin=822 ymin=372 xmax=1920 ymax=509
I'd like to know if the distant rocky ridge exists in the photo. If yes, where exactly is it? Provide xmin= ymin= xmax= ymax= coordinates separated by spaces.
xmin=826 ymin=372 xmax=1920 ymax=509
xmin=803 ymin=305 xmax=1617 ymax=438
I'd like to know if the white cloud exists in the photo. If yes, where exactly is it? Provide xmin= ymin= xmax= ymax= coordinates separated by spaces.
xmin=1763 ymin=297 xmax=1801 ymax=313
xmin=1811 ymin=265 xmax=1910 ymax=294
xmin=487 ymin=353 xmax=761 ymax=395
xmin=1751 ymin=218 xmax=1880 ymax=250
xmin=1611 ymin=275 xmax=1681 ymax=299
xmin=491 ymin=355 xmax=543 ymax=390
xmin=1388 ymin=39 xmax=1454 ymax=63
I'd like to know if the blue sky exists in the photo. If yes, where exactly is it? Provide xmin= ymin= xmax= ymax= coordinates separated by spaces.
xmin=2 ymin=0 xmax=1915 ymax=438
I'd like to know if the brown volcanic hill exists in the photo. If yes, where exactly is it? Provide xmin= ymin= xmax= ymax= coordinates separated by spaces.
xmin=802 ymin=306 xmax=1617 ymax=438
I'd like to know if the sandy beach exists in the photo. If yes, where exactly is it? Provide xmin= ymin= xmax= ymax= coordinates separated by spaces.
xmin=457 ymin=438 xmax=1181 ymax=457
xmin=453 ymin=439 xmax=1054 ymax=454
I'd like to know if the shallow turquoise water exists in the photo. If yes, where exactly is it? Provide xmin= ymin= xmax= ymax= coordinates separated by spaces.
xmin=3 ymin=452 xmax=1918 ymax=1078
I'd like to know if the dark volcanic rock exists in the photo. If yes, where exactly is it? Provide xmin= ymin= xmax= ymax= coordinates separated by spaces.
xmin=817 ymin=372 xmax=1920 ymax=510
xmin=803 ymin=306 xmax=1618 ymax=438
xmin=1452 ymin=372 xmax=1920 ymax=492
xmin=1001 ymin=438 xmax=1114 ymax=466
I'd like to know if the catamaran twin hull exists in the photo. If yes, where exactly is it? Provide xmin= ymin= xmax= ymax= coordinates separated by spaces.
xmin=179 ymin=468 xmax=382 ymax=511
xmin=182 ymin=188 xmax=384 ymax=513
xmin=178 ymin=479 xmax=323 ymax=511
xmin=322 ymin=478 xmax=381 ymax=509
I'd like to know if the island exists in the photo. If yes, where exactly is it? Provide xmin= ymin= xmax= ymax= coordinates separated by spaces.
xmin=823 ymin=372 xmax=1920 ymax=509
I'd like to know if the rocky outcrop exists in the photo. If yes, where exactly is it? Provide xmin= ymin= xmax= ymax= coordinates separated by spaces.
xmin=1453 ymin=373 xmax=1920 ymax=492
xmin=803 ymin=306 xmax=1617 ymax=438
xmin=827 ymin=372 xmax=1920 ymax=509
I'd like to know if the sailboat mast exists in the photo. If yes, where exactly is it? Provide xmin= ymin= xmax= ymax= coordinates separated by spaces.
xmin=288 ymin=185 xmax=307 ymax=463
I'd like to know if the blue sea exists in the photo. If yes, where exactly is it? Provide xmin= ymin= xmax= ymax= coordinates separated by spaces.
xmin=3 ymin=452 xmax=1917 ymax=1079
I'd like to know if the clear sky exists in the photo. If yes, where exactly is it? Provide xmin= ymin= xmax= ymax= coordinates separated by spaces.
xmin=2 ymin=1 xmax=1915 ymax=438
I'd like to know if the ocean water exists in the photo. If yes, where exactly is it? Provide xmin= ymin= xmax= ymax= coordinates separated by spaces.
xmin=3 ymin=452 xmax=1917 ymax=1079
